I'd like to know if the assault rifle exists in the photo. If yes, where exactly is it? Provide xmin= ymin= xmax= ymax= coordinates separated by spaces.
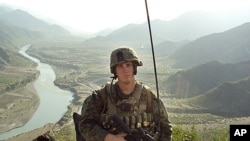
xmin=109 ymin=114 xmax=154 ymax=141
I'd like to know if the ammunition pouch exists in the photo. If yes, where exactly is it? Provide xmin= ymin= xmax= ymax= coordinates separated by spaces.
xmin=100 ymin=112 xmax=157 ymax=137
xmin=108 ymin=114 xmax=156 ymax=141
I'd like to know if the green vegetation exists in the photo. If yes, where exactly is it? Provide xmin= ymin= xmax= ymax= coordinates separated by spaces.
xmin=172 ymin=125 xmax=198 ymax=141
xmin=172 ymin=120 xmax=229 ymax=141
xmin=0 ymin=74 xmax=20 ymax=93
xmin=53 ymin=125 xmax=76 ymax=141
xmin=0 ymin=70 xmax=38 ymax=94
xmin=50 ymin=123 xmax=229 ymax=141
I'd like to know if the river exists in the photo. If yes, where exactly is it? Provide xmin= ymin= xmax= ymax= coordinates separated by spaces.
xmin=0 ymin=45 xmax=73 ymax=140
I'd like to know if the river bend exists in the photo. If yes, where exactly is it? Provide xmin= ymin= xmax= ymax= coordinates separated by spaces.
xmin=0 ymin=45 xmax=73 ymax=140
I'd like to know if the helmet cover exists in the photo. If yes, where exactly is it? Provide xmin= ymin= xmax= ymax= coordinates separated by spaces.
xmin=110 ymin=47 xmax=143 ymax=74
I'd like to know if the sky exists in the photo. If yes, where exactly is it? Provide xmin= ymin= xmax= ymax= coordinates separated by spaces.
xmin=0 ymin=0 xmax=250 ymax=34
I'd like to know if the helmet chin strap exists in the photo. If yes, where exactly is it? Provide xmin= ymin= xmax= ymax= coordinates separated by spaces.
xmin=110 ymin=74 xmax=117 ymax=80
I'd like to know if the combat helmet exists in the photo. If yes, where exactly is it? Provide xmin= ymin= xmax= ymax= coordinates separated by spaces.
xmin=110 ymin=47 xmax=143 ymax=74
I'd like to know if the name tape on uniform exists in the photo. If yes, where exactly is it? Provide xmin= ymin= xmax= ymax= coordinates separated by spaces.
xmin=230 ymin=125 xmax=250 ymax=141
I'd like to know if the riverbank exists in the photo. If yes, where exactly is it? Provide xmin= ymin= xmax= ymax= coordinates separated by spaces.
xmin=4 ymin=83 xmax=86 ymax=141
xmin=1 ymin=45 xmax=75 ymax=140
xmin=3 ymin=71 xmax=93 ymax=140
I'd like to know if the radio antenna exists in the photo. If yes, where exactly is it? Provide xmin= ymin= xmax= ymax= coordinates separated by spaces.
xmin=144 ymin=0 xmax=161 ymax=119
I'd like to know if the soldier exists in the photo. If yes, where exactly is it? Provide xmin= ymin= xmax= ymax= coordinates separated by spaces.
xmin=77 ymin=47 xmax=172 ymax=141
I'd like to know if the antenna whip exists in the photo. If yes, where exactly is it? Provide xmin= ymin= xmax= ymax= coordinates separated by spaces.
xmin=144 ymin=0 xmax=161 ymax=126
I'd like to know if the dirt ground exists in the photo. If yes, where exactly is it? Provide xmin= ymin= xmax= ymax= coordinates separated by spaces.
xmin=0 ymin=82 xmax=39 ymax=134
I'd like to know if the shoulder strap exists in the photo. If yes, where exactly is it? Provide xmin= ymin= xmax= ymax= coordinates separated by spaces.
xmin=94 ymin=82 xmax=113 ymax=114
xmin=143 ymin=85 xmax=153 ymax=112
xmin=104 ymin=82 xmax=118 ymax=115
xmin=137 ymin=83 xmax=154 ymax=113
xmin=133 ymin=82 xmax=143 ymax=103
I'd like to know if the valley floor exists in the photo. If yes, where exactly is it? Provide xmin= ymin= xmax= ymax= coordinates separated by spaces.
xmin=1 ymin=64 xmax=250 ymax=140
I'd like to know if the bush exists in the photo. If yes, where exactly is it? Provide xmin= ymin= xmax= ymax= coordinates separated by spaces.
xmin=172 ymin=124 xmax=229 ymax=141
xmin=172 ymin=124 xmax=198 ymax=141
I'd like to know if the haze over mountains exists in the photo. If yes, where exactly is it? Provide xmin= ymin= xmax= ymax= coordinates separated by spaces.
xmin=0 ymin=5 xmax=250 ymax=117
xmin=1 ymin=6 xmax=250 ymax=48
xmin=169 ymin=22 xmax=250 ymax=68
xmin=84 ymin=9 xmax=250 ymax=46
xmin=0 ymin=7 xmax=69 ymax=35
xmin=0 ymin=6 xmax=70 ymax=50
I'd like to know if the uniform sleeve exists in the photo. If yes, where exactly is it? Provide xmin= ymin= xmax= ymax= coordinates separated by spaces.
xmin=78 ymin=90 xmax=109 ymax=141
xmin=152 ymin=95 xmax=172 ymax=141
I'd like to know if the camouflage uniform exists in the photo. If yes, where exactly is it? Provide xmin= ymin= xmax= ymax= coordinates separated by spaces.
xmin=78 ymin=47 xmax=172 ymax=141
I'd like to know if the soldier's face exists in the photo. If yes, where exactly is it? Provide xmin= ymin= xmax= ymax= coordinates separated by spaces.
xmin=115 ymin=61 xmax=135 ymax=84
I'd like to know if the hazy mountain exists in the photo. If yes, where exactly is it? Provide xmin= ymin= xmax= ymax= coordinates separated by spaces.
xmin=165 ymin=60 xmax=250 ymax=98
xmin=0 ymin=6 xmax=75 ymax=51
xmin=0 ymin=21 xmax=44 ymax=50
xmin=161 ymin=10 xmax=250 ymax=41
xmin=191 ymin=77 xmax=250 ymax=117
xmin=0 ymin=6 xmax=70 ymax=35
xmin=154 ymin=40 xmax=189 ymax=57
xmin=83 ymin=9 xmax=250 ymax=49
xmin=169 ymin=22 xmax=250 ymax=69
xmin=0 ymin=5 xmax=12 ymax=14
xmin=83 ymin=23 xmax=151 ymax=48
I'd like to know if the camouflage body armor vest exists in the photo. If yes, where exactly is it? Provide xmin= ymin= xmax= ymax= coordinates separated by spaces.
xmin=100 ymin=82 xmax=155 ymax=134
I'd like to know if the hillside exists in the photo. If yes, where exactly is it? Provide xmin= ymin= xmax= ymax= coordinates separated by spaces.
xmin=169 ymin=22 xmax=250 ymax=69
xmin=190 ymin=77 xmax=250 ymax=117
xmin=164 ymin=60 xmax=250 ymax=98
xmin=0 ymin=6 xmax=70 ymax=35
xmin=0 ymin=22 xmax=43 ymax=49
xmin=154 ymin=40 xmax=189 ymax=57
xmin=0 ymin=47 xmax=10 ymax=67
xmin=0 ymin=47 xmax=38 ymax=92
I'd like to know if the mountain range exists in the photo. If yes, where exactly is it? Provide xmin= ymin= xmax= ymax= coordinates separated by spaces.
xmin=169 ymin=22 xmax=250 ymax=69
xmin=83 ymin=9 xmax=250 ymax=47
xmin=0 ymin=6 xmax=71 ymax=51
xmin=0 ymin=7 xmax=69 ymax=35
xmin=165 ymin=60 xmax=250 ymax=98
xmin=0 ymin=5 xmax=250 ymax=118
xmin=191 ymin=77 xmax=250 ymax=117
